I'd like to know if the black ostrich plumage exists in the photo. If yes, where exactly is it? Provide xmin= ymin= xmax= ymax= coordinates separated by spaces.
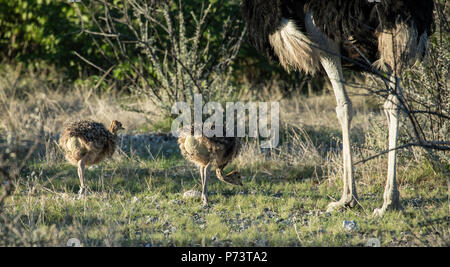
xmin=242 ymin=0 xmax=435 ymax=72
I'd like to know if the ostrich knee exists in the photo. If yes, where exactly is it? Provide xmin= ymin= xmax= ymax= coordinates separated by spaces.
xmin=336 ymin=101 xmax=353 ymax=131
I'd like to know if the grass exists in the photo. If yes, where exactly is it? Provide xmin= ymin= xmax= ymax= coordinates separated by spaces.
xmin=0 ymin=64 xmax=448 ymax=247
xmin=4 ymin=152 xmax=448 ymax=247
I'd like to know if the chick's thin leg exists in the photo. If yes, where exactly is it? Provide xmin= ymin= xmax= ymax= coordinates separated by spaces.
xmin=77 ymin=157 xmax=86 ymax=199
xmin=202 ymin=163 xmax=211 ymax=206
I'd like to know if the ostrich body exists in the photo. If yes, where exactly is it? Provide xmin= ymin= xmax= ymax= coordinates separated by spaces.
xmin=242 ymin=0 xmax=434 ymax=216
xmin=60 ymin=120 xmax=124 ymax=198
xmin=178 ymin=128 xmax=242 ymax=205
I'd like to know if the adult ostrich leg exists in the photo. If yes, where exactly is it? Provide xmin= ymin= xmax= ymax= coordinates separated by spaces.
xmin=374 ymin=80 xmax=403 ymax=216
xmin=304 ymin=14 xmax=358 ymax=211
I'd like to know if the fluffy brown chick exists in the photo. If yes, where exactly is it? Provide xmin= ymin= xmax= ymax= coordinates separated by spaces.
xmin=178 ymin=128 xmax=242 ymax=205
xmin=59 ymin=120 xmax=124 ymax=198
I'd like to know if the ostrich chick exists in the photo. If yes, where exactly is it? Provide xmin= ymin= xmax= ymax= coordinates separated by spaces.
xmin=60 ymin=120 xmax=124 ymax=198
xmin=178 ymin=130 xmax=242 ymax=205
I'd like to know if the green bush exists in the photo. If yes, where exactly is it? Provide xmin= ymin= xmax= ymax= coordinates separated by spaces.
xmin=0 ymin=0 xmax=305 ymax=91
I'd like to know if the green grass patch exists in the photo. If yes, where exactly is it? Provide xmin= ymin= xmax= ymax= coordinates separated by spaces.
xmin=2 ymin=151 xmax=448 ymax=246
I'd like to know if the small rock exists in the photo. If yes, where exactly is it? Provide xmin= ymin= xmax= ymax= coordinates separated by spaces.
xmin=183 ymin=190 xmax=201 ymax=199
xmin=365 ymin=238 xmax=381 ymax=247
xmin=342 ymin=220 xmax=358 ymax=231
xmin=146 ymin=216 xmax=158 ymax=224
xmin=131 ymin=196 xmax=139 ymax=203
